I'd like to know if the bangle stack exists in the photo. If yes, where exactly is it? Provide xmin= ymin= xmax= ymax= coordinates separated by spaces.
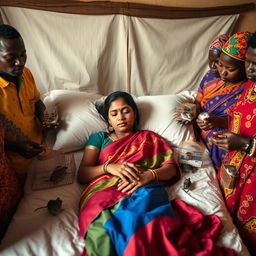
xmin=103 ymin=162 xmax=110 ymax=173
xmin=149 ymin=169 xmax=159 ymax=181
xmin=245 ymin=138 xmax=256 ymax=157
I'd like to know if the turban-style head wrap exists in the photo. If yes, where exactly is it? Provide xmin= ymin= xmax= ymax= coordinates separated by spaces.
xmin=222 ymin=31 xmax=252 ymax=61
xmin=209 ymin=34 xmax=230 ymax=54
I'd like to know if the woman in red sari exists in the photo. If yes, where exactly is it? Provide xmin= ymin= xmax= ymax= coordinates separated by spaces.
xmin=211 ymin=33 xmax=256 ymax=255
xmin=78 ymin=91 xmax=235 ymax=256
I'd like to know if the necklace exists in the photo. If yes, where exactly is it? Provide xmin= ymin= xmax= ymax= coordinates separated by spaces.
xmin=109 ymin=132 xmax=131 ymax=141
xmin=109 ymin=133 xmax=119 ymax=141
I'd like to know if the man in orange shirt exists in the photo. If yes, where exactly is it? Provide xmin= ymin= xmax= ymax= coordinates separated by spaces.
xmin=0 ymin=24 xmax=45 ymax=186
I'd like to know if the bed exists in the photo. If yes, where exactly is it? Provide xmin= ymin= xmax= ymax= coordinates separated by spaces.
xmin=0 ymin=1 xmax=255 ymax=255
xmin=0 ymin=90 xmax=251 ymax=255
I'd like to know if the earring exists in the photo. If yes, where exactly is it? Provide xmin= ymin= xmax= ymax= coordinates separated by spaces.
xmin=108 ymin=124 xmax=114 ymax=132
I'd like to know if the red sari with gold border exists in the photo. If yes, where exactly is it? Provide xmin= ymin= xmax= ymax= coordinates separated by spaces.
xmin=217 ymin=80 xmax=256 ymax=255
xmin=79 ymin=130 xmax=235 ymax=256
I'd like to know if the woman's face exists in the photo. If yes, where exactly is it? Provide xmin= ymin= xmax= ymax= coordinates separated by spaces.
xmin=208 ymin=50 xmax=220 ymax=77
xmin=217 ymin=53 xmax=246 ymax=83
xmin=245 ymin=46 xmax=256 ymax=82
xmin=108 ymin=97 xmax=136 ymax=134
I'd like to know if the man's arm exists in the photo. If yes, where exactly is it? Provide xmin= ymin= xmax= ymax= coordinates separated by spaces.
xmin=5 ymin=138 xmax=43 ymax=158
xmin=35 ymin=99 xmax=46 ymax=123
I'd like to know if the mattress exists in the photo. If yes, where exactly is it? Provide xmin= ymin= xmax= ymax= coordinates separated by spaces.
xmin=0 ymin=149 xmax=249 ymax=256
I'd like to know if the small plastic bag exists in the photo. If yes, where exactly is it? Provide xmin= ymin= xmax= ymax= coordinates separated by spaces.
xmin=197 ymin=111 xmax=210 ymax=121
xmin=43 ymin=105 xmax=59 ymax=126
xmin=177 ymin=139 xmax=205 ymax=172
xmin=176 ymin=103 xmax=197 ymax=122
xmin=220 ymin=164 xmax=239 ymax=189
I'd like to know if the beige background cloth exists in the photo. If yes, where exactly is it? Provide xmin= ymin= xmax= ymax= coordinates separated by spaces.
xmin=0 ymin=7 xmax=238 ymax=95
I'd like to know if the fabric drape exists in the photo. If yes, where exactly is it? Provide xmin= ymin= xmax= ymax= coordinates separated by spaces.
xmin=217 ymin=80 xmax=256 ymax=255
xmin=196 ymin=73 xmax=246 ymax=168
xmin=79 ymin=130 xmax=235 ymax=256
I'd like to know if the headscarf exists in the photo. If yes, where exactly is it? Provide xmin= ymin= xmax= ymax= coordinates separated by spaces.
xmin=222 ymin=31 xmax=252 ymax=61
xmin=209 ymin=34 xmax=230 ymax=54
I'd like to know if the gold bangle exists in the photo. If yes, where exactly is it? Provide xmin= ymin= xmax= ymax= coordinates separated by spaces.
xmin=149 ymin=169 xmax=156 ymax=181
xmin=103 ymin=162 xmax=110 ymax=173
xmin=149 ymin=169 xmax=159 ymax=181
xmin=154 ymin=169 xmax=159 ymax=181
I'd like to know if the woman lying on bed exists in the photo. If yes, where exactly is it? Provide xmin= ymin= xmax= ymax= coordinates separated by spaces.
xmin=78 ymin=91 xmax=236 ymax=256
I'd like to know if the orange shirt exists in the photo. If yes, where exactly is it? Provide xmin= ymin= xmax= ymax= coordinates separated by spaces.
xmin=0 ymin=67 xmax=42 ymax=173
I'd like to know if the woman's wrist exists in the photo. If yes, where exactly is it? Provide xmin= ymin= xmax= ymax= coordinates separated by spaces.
xmin=103 ymin=162 xmax=110 ymax=173
xmin=149 ymin=169 xmax=159 ymax=181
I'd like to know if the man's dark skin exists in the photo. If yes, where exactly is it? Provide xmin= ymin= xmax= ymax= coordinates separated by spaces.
xmin=0 ymin=36 xmax=44 ymax=158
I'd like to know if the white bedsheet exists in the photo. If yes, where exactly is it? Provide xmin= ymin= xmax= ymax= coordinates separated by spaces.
xmin=0 ymin=150 xmax=249 ymax=256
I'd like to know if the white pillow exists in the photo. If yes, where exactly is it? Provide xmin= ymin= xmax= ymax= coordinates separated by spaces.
xmin=43 ymin=90 xmax=196 ymax=152
xmin=43 ymin=90 xmax=107 ymax=152
xmin=137 ymin=90 xmax=196 ymax=147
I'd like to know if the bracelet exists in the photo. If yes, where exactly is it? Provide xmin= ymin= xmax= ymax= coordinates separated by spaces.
xmin=149 ymin=169 xmax=159 ymax=181
xmin=103 ymin=162 xmax=110 ymax=173
xmin=149 ymin=169 xmax=156 ymax=181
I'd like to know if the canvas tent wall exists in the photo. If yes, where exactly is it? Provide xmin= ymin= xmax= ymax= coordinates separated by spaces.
xmin=0 ymin=1 xmax=255 ymax=96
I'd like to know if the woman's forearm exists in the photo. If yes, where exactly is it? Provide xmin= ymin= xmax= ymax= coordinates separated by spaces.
xmin=154 ymin=164 xmax=179 ymax=181
xmin=77 ymin=164 xmax=105 ymax=184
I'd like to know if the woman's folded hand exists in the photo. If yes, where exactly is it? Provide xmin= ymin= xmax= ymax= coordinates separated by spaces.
xmin=107 ymin=162 xmax=141 ymax=183
xmin=116 ymin=170 xmax=153 ymax=194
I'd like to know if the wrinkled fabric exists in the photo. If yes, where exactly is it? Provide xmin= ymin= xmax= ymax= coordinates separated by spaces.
xmin=218 ymin=80 xmax=256 ymax=255
xmin=79 ymin=130 xmax=235 ymax=256
xmin=196 ymin=74 xmax=246 ymax=169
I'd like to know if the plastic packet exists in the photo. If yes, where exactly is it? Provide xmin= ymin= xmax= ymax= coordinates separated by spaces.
xmin=176 ymin=103 xmax=196 ymax=122
xmin=43 ymin=105 xmax=59 ymax=126
xmin=177 ymin=139 xmax=205 ymax=172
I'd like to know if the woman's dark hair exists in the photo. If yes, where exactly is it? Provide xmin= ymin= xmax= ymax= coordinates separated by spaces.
xmin=248 ymin=32 xmax=256 ymax=49
xmin=96 ymin=91 xmax=140 ymax=132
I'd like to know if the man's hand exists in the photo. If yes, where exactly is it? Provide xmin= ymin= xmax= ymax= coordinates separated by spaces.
xmin=5 ymin=139 xmax=44 ymax=158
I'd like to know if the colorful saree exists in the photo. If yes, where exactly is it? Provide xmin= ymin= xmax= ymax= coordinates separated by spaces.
xmin=79 ymin=130 xmax=235 ymax=256
xmin=217 ymin=80 xmax=256 ymax=255
xmin=196 ymin=73 xmax=246 ymax=169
